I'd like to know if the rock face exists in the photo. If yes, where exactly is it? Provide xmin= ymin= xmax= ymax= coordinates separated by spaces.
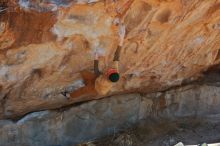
xmin=0 ymin=0 xmax=220 ymax=119
xmin=0 ymin=84 xmax=220 ymax=146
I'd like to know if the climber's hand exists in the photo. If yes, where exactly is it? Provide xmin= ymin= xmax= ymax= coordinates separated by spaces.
xmin=119 ymin=24 xmax=126 ymax=46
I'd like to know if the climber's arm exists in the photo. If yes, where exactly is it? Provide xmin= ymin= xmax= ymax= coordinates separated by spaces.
xmin=94 ymin=51 xmax=102 ymax=76
xmin=113 ymin=46 xmax=121 ymax=71
xmin=113 ymin=45 xmax=122 ymax=62
xmin=113 ymin=24 xmax=125 ymax=70
xmin=94 ymin=59 xmax=102 ymax=76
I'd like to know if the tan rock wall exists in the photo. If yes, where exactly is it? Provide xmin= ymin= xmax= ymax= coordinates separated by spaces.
xmin=0 ymin=0 xmax=219 ymax=119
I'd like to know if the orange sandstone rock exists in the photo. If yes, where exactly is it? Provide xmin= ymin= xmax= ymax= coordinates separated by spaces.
xmin=0 ymin=0 xmax=219 ymax=119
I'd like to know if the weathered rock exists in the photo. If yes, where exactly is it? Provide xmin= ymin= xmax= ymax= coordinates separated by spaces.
xmin=0 ymin=0 xmax=220 ymax=119
xmin=0 ymin=94 xmax=141 ymax=146
xmin=0 ymin=84 xmax=219 ymax=145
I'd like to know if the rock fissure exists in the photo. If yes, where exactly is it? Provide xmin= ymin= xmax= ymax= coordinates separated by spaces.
xmin=1 ymin=84 xmax=220 ymax=145
xmin=1 ymin=79 xmax=216 ymax=122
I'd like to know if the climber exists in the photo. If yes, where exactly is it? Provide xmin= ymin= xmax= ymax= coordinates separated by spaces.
xmin=93 ymin=23 xmax=125 ymax=95
xmin=61 ymin=23 xmax=126 ymax=99
xmin=61 ymin=0 xmax=133 ymax=99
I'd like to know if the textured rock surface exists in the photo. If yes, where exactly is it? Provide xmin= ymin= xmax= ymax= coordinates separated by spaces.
xmin=0 ymin=0 xmax=220 ymax=119
xmin=0 ymin=84 xmax=220 ymax=146
xmin=94 ymin=118 xmax=220 ymax=146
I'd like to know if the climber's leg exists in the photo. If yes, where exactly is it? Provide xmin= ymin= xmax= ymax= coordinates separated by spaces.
xmin=69 ymin=85 xmax=97 ymax=99
xmin=63 ymin=70 xmax=97 ymax=99
xmin=80 ymin=70 xmax=97 ymax=84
